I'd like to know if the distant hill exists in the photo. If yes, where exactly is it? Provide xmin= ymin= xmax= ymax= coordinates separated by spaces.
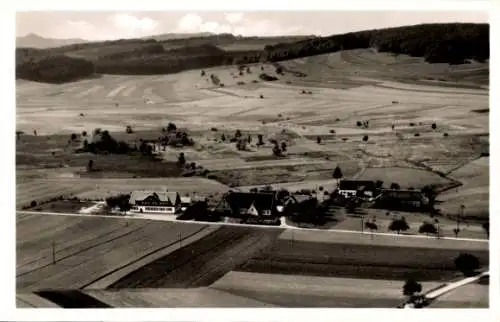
xmin=16 ymin=33 xmax=88 ymax=49
xmin=16 ymin=23 xmax=489 ymax=84
xmin=144 ymin=32 xmax=215 ymax=41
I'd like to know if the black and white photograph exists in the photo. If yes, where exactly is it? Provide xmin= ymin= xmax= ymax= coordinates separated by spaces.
xmin=9 ymin=2 xmax=493 ymax=315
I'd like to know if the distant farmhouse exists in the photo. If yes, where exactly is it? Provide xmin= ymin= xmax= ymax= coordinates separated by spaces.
xmin=129 ymin=191 xmax=183 ymax=214
xmin=376 ymin=189 xmax=429 ymax=210
xmin=338 ymin=180 xmax=377 ymax=198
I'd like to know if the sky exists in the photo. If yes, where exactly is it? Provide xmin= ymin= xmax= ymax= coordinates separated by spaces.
xmin=16 ymin=11 xmax=489 ymax=40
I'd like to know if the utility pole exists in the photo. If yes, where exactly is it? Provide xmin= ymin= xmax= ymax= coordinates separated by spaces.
xmin=178 ymin=232 xmax=182 ymax=248
xmin=52 ymin=241 xmax=56 ymax=264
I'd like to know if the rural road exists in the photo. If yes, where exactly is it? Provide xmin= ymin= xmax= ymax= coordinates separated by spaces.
xmin=17 ymin=210 xmax=488 ymax=243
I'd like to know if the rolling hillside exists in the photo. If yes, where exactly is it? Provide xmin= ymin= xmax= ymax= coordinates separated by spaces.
xmin=16 ymin=23 xmax=488 ymax=85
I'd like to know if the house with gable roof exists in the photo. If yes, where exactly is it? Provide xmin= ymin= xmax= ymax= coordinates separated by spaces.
xmin=129 ymin=190 xmax=182 ymax=214
xmin=214 ymin=191 xmax=279 ymax=218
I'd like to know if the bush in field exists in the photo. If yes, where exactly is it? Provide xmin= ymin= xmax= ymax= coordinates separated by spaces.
xmin=105 ymin=194 xmax=131 ymax=213
xmin=330 ymin=129 xmax=336 ymax=134
xmin=257 ymin=134 xmax=264 ymax=146
xmin=211 ymin=127 xmax=218 ymax=132
xmin=316 ymin=136 xmax=322 ymax=144
xmin=418 ymin=222 xmax=438 ymax=235
xmin=167 ymin=122 xmax=177 ymax=132
xmin=30 ymin=200 xmax=37 ymax=208
xmin=260 ymin=94 xmax=264 ymax=99
xmin=414 ymin=133 xmax=420 ymax=137
xmin=82 ymin=131 xmax=87 ymax=137
xmin=126 ymin=125 xmax=133 ymax=134
xmin=259 ymin=73 xmax=278 ymax=81
xmin=403 ymin=278 xmax=422 ymax=296
xmin=388 ymin=217 xmax=410 ymax=234
xmin=365 ymin=221 xmax=378 ymax=232
xmin=178 ymin=152 xmax=186 ymax=166
xmin=221 ymin=133 xmax=226 ymax=142
xmin=444 ymin=132 xmax=449 ymax=137
xmin=87 ymin=159 xmax=94 ymax=172
xmin=235 ymin=129 xmax=242 ymax=138
xmin=455 ymin=253 xmax=480 ymax=277
xmin=272 ymin=144 xmax=282 ymax=157
xmin=70 ymin=133 xmax=77 ymax=141
xmin=431 ymin=123 xmax=437 ymax=130
xmin=390 ymin=183 xmax=400 ymax=190
xmin=363 ymin=135 xmax=369 ymax=141
xmin=357 ymin=121 xmax=362 ymax=127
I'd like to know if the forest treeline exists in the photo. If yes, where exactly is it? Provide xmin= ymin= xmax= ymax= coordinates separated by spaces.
xmin=16 ymin=23 xmax=489 ymax=83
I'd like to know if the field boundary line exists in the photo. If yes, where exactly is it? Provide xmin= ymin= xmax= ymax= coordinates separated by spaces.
xmin=18 ymin=211 xmax=488 ymax=243
xmin=81 ymin=225 xmax=218 ymax=290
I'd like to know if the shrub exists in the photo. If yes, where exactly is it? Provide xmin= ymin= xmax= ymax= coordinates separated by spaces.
xmin=414 ymin=133 xmax=420 ymax=137
xmin=409 ymin=122 xmax=415 ymax=126
xmin=82 ymin=131 xmax=87 ymax=137
xmin=403 ymin=278 xmax=422 ymax=296
xmin=70 ymin=133 xmax=77 ymax=141
xmin=260 ymin=94 xmax=264 ymax=99
xmin=388 ymin=217 xmax=409 ymax=234
xmin=363 ymin=135 xmax=369 ymax=141
xmin=211 ymin=127 xmax=218 ymax=132
xmin=455 ymin=253 xmax=480 ymax=276
xmin=259 ymin=73 xmax=278 ymax=81
xmin=356 ymin=121 xmax=362 ymax=127
xmin=419 ymin=222 xmax=438 ymax=235
xmin=220 ymin=83 xmax=225 ymax=87
xmin=30 ymin=200 xmax=37 ymax=208
xmin=431 ymin=123 xmax=437 ymax=130
xmin=329 ymin=129 xmax=336 ymax=134
xmin=126 ymin=125 xmax=133 ymax=134
xmin=444 ymin=132 xmax=449 ymax=137
xmin=390 ymin=183 xmax=400 ymax=189
xmin=342 ymin=138 xmax=348 ymax=141
xmin=237 ymin=81 xmax=245 ymax=85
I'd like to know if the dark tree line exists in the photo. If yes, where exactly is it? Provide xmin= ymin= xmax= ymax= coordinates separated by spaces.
xmin=17 ymin=23 xmax=488 ymax=83
xmin=16 ymin=49 xmax=94 ymax=83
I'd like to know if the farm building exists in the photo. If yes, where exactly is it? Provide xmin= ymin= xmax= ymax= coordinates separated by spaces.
xmin=375 ymin=189 xmax=429 ymax=210
xmin=338 ymin=180 xmax=377 ymax=198
xmin=214 ymin=191 xmax=279 ymax=218
xmin=283 ymin=194 xmax=319 ymax=216
xmin=129 ymin=191 xmax=183 ymax=214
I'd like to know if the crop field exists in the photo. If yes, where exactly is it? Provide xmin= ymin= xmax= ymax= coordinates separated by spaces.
xmin=429 ymin=281 xmax=488 ymax=308
xmin=211 ymin=272 xmax=443 ymax=308
xmin=356 ymin=167 xmax=453 ymax=189
xmin=16 ymin=213 xmax=212 ymax=292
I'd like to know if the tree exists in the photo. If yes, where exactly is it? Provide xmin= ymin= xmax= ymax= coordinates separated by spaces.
xmin=419 ymin=222 xmax=438 ymax=235
xmin=221 ymin=133 xmax=226 ymax=142
xmin=247 ymin=134 xmax=252 ymax=143
xmin=257 ymin=134 xmax=264 ymax=146
xmin=272 ymin=144 xmax=282 ymax=157
xmin=126 ymin=125 xmax=133 ymax=134
xmin=365 ymin=221 xmax=378 ymax=237
xmin=82 ymin=131 xmax=87 ymax=137
xmin=403 ymin=278 xmax=422 ymax=297
xmin=280 ymin=141 xmax=287 ymax=152
xmin=363 ymin=135 xmax=369 ymax=142
xmin=201 ymin=70 xmax=206 ymax=76
xmin=356 ymin=121 xmax=362 ymax=127
xmin=190 ymin=162 xmax=196 ymax=170
xmin=167 ymin=122 xmax=177 ymax=132
xmin=235 ymin=129 xmax=242 ymax=138
xmin=375 ymin=180 xmax=384 ymax=189
xmin=453 ymin=227 xmax=460 ymax=238
xmin=482 ymin=222 xmax=489 ymax=237
xmin=431 ymin=123 xmax=437 ymax=130
xmin=390 ymin=183 xmax=400 ymax=190
xmin=87 ymin=159 xmax=94 ymax=172
xmin=70 ymin=133 xmax=77 ymax=141
xmin=178 ymin=152 xmax=186 ymax=166
xmin=454 ymin=253 xmax=480 ymax=277
xmin=316 ymin=136 xmax=322 ymax=144
xmin=333 ymin=166 xmax=343 ymax=185
xmin=388 ymin=217 xmax=410 ymax=234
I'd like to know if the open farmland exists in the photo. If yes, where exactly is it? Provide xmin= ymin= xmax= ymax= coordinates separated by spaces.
xmin=16 ymin=213 xmax=212 ymax=292
xmin=16 ymin=42 xmax=489 ymax=308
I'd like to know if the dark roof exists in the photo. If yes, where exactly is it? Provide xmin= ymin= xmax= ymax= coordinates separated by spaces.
xmin=339 ymin=180 xmax=376 ymax=191
xmin=130 ymin=191 xmax=179 ymax=204
xmin=224 ymin=192 xmax=276 ymax=214
xmin=381 ymin=189 xmax=424 ymax=202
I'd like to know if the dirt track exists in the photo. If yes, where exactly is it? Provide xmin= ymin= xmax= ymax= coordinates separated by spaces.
xmin=109 ymin=226 xmax=283 ymax=288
